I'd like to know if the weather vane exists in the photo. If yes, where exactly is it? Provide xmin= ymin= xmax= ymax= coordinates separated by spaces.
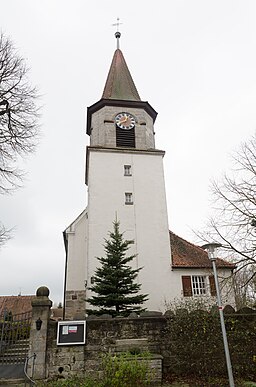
xmin=112 ymin=17 xmax=122 ymax=49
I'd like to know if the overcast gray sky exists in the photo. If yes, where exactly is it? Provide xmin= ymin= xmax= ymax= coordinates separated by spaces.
xmin=0 ymin=0 xmax=255 ymax=305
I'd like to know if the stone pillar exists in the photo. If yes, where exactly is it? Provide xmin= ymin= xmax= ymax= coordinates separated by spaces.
xmin=28 ymin=286 xmax=52 ymax=380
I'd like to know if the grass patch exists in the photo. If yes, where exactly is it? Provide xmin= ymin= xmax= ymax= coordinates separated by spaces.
xmin=163 ymin=375 xmax=256 ymax=386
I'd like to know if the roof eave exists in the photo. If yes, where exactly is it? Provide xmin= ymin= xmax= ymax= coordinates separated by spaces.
xmin=172 ymin=264 xmax=236 ymax=270
xmin=86 ymin=98 xmax=157 ymax=135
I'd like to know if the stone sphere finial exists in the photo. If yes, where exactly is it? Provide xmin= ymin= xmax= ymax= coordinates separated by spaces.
xmin=36 ymin=286 xmax=50 ymax=297
xmin=115 ymin=31 xmax=121 ymax=49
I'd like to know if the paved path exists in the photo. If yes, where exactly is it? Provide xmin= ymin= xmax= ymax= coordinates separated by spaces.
xmin=0 ymin=364 xmax=25 ymax=379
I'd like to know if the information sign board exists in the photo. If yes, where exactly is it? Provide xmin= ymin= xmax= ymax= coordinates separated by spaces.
xmin=57 ymin=320 xmax=86 ymax=345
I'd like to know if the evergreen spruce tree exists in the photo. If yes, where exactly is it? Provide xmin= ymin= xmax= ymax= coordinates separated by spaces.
xmin=87 ymin=220 xmax=148 ymax=316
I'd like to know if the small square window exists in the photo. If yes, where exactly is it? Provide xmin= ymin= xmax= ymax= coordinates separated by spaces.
xmin=124 ymin=165 xmax=132 ymax=176
xmin=192 ymin=276 xmax=206 ymax=296
xmin=125 ymin=192 xmax=133 ymax=205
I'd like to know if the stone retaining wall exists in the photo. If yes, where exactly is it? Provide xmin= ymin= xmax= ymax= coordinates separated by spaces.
xmin=27 ymin=291 xmax=256 ymax=383
xmin=46 ymin=316 xmax=166 ymax=382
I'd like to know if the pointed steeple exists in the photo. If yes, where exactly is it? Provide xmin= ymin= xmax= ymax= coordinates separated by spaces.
xmin=102 ymin=48 xmax=141 ymax=101
xmin=86 ymin=31 xmax=157 ymax=136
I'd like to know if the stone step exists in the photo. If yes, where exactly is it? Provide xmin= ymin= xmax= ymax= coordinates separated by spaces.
xmin=1 ymin=339 xmax=29 ymax=345
xmin=0 ymin=358 xmax=27 ymax=365
xmin=10 ymin=340 xmax=29 ymax=346
xmin=2 ymin=345 xmax=29 ymax=352
xmin=0 ymin=380 xmax=26 ymax=387
xmin=0 ymin=378 xmax=26 ymax=387
xmin=0 ymin=340 xmax=29 ymax=365
xmin=0 ymin=341 xmax=29 ymax=354
xmin=0 ymin=364 xmax=26 ymax=380
xmin=2 ymin=348 xmax=29 ymax=355
xmin=0 ymin=357 xmax=28 ymax=363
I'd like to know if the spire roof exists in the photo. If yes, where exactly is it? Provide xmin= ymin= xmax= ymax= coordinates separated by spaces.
xmin=102 ymin=48 xmax=141 ymax=101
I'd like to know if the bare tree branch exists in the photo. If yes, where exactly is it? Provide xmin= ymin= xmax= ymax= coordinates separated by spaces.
xmin=0 ymin=32 xmax=40 ymax=194
xmin=0 ymin=32 xmax=40 ymax=248
xmin=0 ymin=223 xmax=12 ymax=246
xmin=196 ymin=133 xmax=256 ymax=307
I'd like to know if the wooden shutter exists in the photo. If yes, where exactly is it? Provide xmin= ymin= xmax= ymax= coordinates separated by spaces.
xmin=182 ymin=276 xmax=192 ymax=297
xmin=209 ymin=275 xmax=216 ymax=296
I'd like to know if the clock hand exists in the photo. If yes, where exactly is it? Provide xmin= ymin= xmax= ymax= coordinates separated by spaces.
xmin=119 ymin=116 xmax=128 ymax=124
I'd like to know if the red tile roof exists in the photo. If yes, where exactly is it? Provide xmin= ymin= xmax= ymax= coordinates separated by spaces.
xmin=170 ymin=231 xmax=236 ymax=269
xmin=0 ymin=295 xmax=33 ymax=316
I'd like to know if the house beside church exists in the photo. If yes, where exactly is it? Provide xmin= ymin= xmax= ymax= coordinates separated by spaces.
xmin=63 ymin=32 xmax=235 ymax=320
xmin=0 ymin=295 xmax=33 ymax=317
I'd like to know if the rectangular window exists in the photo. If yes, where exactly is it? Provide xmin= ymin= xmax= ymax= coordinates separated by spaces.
xmin=125 ymin=192 xmax=133 ymax=205
xmin=192 ymin=276 xmax=206 ymax=296
xmin=124 ymin=165 xmax=132 ymax=176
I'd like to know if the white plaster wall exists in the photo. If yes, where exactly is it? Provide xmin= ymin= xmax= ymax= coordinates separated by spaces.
xmin=65 ymin=212 xmax=87 ymax=291
xmin=86 ymin=148 xmax=172 ymax=311
xmin=168 ymin=268 xmax=235 ymax=307
xmin=65 ymin=208 xmax=235 ymax=309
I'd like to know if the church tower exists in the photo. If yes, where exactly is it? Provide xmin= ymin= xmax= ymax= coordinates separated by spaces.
xmin=64 ymin=32 xmax=173 ymax=319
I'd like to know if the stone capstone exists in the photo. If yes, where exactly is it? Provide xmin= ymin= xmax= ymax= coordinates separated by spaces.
xmin=36 ymin=286 xmax=50 ymax=297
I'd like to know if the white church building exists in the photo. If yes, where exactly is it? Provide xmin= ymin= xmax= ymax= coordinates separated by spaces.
xmin=63 ymin=33 xmax=235 ymax=320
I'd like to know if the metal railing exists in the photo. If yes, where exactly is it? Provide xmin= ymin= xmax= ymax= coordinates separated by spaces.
xmin=24 ymin=353 xmax=36 ymax=386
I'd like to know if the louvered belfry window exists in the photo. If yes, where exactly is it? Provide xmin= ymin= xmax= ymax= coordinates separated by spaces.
xmin=116 ymin=127 xmax=135 ymax=148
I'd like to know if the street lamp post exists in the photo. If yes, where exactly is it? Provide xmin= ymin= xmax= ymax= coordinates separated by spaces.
xmin=202 ymin=243 xmax=235 ymax=387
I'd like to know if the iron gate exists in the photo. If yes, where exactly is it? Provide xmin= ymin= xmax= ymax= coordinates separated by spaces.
xmin=0 ymin=310 xmax=31 ymax=365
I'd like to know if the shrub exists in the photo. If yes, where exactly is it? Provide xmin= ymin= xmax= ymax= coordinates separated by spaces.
xmin=101 ymin=352 xmax=152 ymax=387
xmin=164 ymin=298 xmax=256 ymax=379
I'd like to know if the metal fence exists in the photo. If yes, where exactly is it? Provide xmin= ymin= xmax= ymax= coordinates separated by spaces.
xmin=0 ymin=310 xmax=32 ymax=364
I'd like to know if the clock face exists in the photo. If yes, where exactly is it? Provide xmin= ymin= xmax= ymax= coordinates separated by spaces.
xmin=115 ymin=112 xmax=135 ymax=130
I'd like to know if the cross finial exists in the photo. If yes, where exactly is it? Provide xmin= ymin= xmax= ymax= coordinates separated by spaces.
xmin=112 ymin=17 xmax=122 ymax=49
xmin=112 ymin=17 xmax=122 ymax=32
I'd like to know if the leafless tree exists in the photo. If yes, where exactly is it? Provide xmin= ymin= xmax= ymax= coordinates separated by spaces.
xmin=0 ymin=32 xmax=39 ymax=246
xmin=0 ymin=32 xmax=39 ymax=194
xmin=0 ymin=223 xmax=11 ymax=245
xmin=232 ymin=267 xmax=256 ymax=308
xmin=197 ymin=133 xmax=256 ymax=302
